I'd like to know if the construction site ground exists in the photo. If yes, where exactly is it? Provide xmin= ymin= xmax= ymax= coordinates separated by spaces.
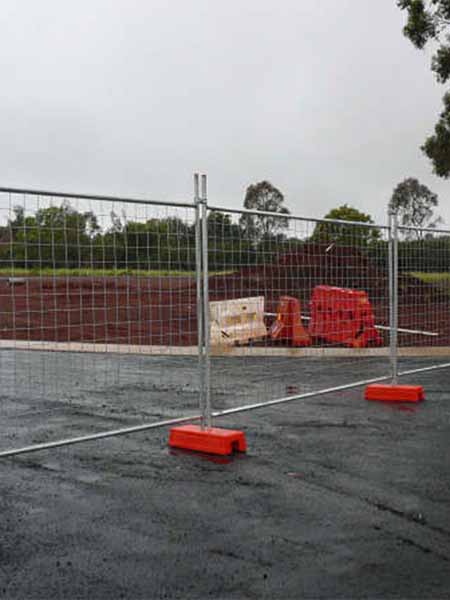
xmin=0 ymin=244 xmax=449 ymax=348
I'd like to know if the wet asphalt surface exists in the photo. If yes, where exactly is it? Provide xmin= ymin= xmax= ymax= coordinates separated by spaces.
xmin=0 ymin=353 xmax=449 ymax=599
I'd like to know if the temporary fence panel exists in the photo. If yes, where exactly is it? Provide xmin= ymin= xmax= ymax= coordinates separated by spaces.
xmin=395 ymin=221 xmax=450 ymax=377
xmin=0 ymin=187 xmax=202 ymax=454
xmin=2 ymin=177 xmax=449 ymax=458
xmin=204 ymin=205 xmax=393 ymax=412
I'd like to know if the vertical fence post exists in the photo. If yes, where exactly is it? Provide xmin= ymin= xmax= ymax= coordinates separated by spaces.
xmin=194 ymin=174 xmax=205 ymax=428
xmin=200 ymin=174 xmax=212 ymax=429
xmin=389 ymin=209 xmax=399 ymax=384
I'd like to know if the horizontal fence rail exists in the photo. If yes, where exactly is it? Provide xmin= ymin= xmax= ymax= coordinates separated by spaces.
xmin=0 ymin=186 xmax=195 ymax=209
xmin=2 ymin=359 xmax=447 ymax=459
xmin=207 ymin=204 xmax=390 ymax=230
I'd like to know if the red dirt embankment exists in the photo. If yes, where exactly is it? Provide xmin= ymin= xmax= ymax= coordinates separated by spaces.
xmin=0 ymin=276 xmax=198 ymax=346
xmin=0 ymin=244 xmax=448 ymax=347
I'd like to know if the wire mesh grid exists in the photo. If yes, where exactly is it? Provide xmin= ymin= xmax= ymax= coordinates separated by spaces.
xmin=205 ymin=207 xmax=393 ymax=409
xmin=396 ymin=223 xmax=450 ymax=373
xmin=2 ymin=182 xmax=450 ymax=456
xmin=0 ymin=189 xmax=200 ymax=451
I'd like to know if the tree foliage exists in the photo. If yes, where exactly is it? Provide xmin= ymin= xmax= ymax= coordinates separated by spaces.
xmin=2 ymin=201 xmax=449 ymax=274
xmin=311 ymin=205 xmax=381 ymax=246
xmin=422 ymin=91 xmax=450 ymax=176
xmin=389 ymin=177 xmax=441 ymax=231
xmin=207 ymin=211 xmax=240 ymax=240
xmin=397 ymin=0 xmax=450 ymax=175
xmin=239 ymin=181 xmax=290 ymax=243
xmin=6 ymin=204 xmax=99 ymax=268
xmin=0 ymin=205 xmax=197 ymax=270
xmin=1 ymin=204 xmax=257 ymax=271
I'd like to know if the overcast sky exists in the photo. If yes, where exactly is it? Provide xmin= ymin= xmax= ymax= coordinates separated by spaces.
xmin=0 ymin=0 xmax=448 ymax=226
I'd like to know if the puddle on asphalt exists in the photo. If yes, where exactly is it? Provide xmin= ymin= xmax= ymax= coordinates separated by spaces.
xmin=286 ymin=385 xmax=300 ymax=395
xmin=286 ymin=472 xmax=304 ymax=479
xmin=74 ymin=472 xmax=103 ymax=484
xmin=35 ymin=459 xmax=103 ymax=484
xmin=168 ymin=447 xmax=247 ymax=465
xmin=395 ymin=405 xmax=418 ymax=413
xmin=369 ymin=402 xmax=419 ymax=414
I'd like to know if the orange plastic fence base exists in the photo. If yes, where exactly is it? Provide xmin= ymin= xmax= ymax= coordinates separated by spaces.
xmin=168 ymin=425 xmax=247 ymax=456
xmin=365 ymin=384 xmax=425 ymax=403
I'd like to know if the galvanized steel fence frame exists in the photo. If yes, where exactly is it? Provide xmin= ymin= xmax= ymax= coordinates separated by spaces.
xmin=0 ymin=174 xmax=449 ymax=458
xmin=0 ymin=184 xmax=204 ymax=458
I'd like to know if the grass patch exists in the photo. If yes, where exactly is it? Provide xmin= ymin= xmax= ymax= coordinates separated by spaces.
xmin=410 ymin=272 xmax=450 ymax=283
xmin=410 ymin=272 xmax=450 ymax=295
xmin=0 ymin=267 xmax=234 ymax=277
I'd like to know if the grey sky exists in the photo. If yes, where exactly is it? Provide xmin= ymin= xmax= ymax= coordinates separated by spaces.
xmin=0 ymin=0 xmax=448 ymax=226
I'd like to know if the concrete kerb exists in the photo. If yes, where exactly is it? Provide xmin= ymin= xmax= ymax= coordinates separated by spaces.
xmin=1 ymin=340 xmax=449 ymax=358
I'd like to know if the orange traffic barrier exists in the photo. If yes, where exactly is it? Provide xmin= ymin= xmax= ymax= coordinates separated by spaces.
xmin=270 ymin=296 xmax=311 ymax=347
xmin=309 ymin=285 xmax=382 ymax=348
xmin=169 ymin=425 xmax=247 ymax=455
xmin=365 ymin=384 xmax=424 ymax=403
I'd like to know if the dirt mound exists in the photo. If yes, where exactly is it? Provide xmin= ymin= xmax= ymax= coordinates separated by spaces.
xmin=209 ymin=244 xmax=449 ymax=346
xmin=0 ymin=243 xmax=447 ymax=347
xmin=211 ymin=244 xmax=441 ymax=302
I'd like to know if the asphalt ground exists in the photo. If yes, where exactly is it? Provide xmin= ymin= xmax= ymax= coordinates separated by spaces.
xmin=0 ymin=352 xmax=449 ymax=599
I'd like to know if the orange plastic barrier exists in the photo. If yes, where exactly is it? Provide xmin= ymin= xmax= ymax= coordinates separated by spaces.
xmin=270 ymin=296 xmax=311 ymax=347
xmin=169 ymin=425 xmax=247 ymax=455
xmin=309 ymin=285 xmax=382 ymax=348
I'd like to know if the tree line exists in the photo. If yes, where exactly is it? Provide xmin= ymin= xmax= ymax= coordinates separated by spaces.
xmin=0 ymin=178 xmax=447 ymax=273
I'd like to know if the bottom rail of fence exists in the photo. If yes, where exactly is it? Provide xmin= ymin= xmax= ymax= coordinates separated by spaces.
xmin=0 ymin=369 xmax=397 ymax=459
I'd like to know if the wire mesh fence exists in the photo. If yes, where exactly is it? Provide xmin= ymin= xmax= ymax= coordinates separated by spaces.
xmin=0 ymin=187 xmax=201 ymax=452
xmin=205 ymin=206 xmax=392 ymax=411
xmin=0 ymin=177 xmax=449 ymax=457
xmin=396 ymin=221 xmax=450 ymax=375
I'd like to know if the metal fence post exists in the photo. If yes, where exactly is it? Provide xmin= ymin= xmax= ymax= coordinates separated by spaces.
xmin=200 ymin=174 xmax=212 ymax=429
xmin=194 ymin=174 xmax=205 ymax=428
xmin=389 ymin=209 xmax=399 ymax=384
